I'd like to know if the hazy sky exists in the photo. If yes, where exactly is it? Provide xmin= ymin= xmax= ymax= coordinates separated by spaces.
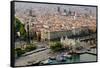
xmin=15 ymin=2 xmax=97 ymax=15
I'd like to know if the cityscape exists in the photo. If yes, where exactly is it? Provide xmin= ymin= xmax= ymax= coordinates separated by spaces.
xmin=14 ymin=2 xmax=97 ymax=67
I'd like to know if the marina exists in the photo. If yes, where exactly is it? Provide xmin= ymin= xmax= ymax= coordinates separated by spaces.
xmin=15 ymin=48 xmax=97 ymax=66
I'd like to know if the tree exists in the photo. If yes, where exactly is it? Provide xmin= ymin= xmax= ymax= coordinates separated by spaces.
xmin=14 ymin=17 xmax=27 ymax=40
xmin=50 ymin=42 xmax=63 ymax=52
xmin=15 ymin=48 xmax=25 ymax=57
xmin=25 ymin=44 xmax=37 ymax=52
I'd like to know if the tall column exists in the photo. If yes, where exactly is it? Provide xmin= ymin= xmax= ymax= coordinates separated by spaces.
xmin=27 ymin=22 xmax=30 ymax=44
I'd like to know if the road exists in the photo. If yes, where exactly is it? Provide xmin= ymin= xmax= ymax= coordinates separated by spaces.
xmin=15 ymin=48 xmax=51 ymax=66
